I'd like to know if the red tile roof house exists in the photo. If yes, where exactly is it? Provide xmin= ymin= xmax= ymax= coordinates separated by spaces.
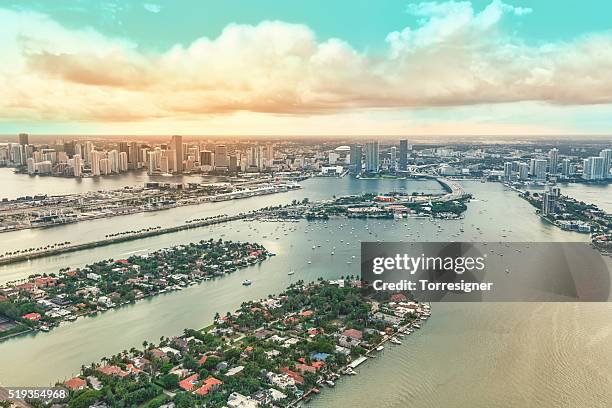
xmin=295 ymin=364 xmax=317 ymax=374
xmin=194 ymin=376 xmax=223 ymax=396
xmin=341 ymin=328 xmax=363 ymax=340
xmin=22 ymin=312 xmax=41 ymax=321
xmin=280 ymin=367 xmax=304 ymax=384
xmin=179 ymin=374 xmax=199 ymax=392
xmin=97 ymin=365 xmax=129 ymax=378
xmin=298 ymin=310 xmax=314 ymax=318
xmin=63 ymin=377 xmax=87 ymax=391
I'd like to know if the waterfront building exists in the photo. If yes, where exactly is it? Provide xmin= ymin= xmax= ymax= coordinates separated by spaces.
xmin=73 ymin=154 xmax=82 ymax=177
xmin=561 ymin=158 xmax=571 ymax=178
xmin=349 ymin=144 xmax=362 ymax=174
xmin=365 ymin=141 xmax=379 ymax=173
xmin=541 ymin=186 xmax=560 ymax=216
xmin=390 ymin=146 xmax=397 ymax=171
xmin=171 ymin=135 xmax=183 ymax=174
xmin=583 ymin=156 xmax=606 ymax=180
xmin=399 ymin=139 xmax=409 ymax=170
xmin=108 ymin=150 xmax=119 ymax=173
xmin=119 ymin=152 xmax=129 ymax=172
xmin=90 ymin=150 xmax=101 ymax=176
xmin=99 ymin=158 xmax=111 ymax=175
xmin=503 ymin=162 xmax=512 ymax=181
xmin=26 ymin=157 xmax=35 ymax=174
xmin=600 ymin=149 xmax=612 ymax=178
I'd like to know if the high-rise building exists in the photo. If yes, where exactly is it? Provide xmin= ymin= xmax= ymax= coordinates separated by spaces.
xmin=561 ymin=158 xmax=571 ymax=178
xmin=365 ymin=141 xmax=379 ymax=173
xmin=542 ymin=186 xmax=560 ymax=216
xmin=73 ymin=154 xmax=82 ymax=177
xmin=90 ymin=150 xmax=101 ymax=176
xmin=503 ymin=162 xmax=513 ymax=181
xmin=214 ymin=145 xmax=228 ymax=168
xmin=390 ymin=147 xmax=397 ymax=171
xmin=229 ymin=155 xmax=238 ymax=172
xmin=200 ymin=150 xmax=213 ymax=166
xmin=600 ymin=149 xmax=612 ymax=178
xmin=129 ymin=142 xmax=139 ymax=168
xmin=119 ymin=152 xmax=129 ymax=172
xmin=147 ymin=151 xmax=159 ymax=175
xmin=531 ymin=159 xmax=547 ymax=181
xmin=108 ymin=150 xmax=119 ymax=173
xmin=18 ymin=133 xmax=29 ymax=146
xmin=548 ymin=148 xmax=559 ymax=175
xmin=583 ymin=156 xmax=606 ymax=180
xmin=349 ymin=144 xmax=362 ymax=174
xmin=518 ymin=163 xmax=529 ymax=180
xmin=171 ymin=135 xmax=183 ymax=174
xmin=399 ymin=139 xmax=408 ymax=171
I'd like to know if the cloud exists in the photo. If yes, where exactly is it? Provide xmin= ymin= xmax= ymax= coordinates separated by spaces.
xmin=143 ymin=3 xmax=162 ymax=13
xmin=1 ymin=1 xmax=612 ymax=124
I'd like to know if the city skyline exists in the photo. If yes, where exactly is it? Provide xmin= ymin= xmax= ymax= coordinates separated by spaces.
xmin=2 ymin=1 xmax=612 ymax=136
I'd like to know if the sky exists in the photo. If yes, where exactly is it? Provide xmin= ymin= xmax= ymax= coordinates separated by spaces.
xmin=1 ymin=0 xmax=612 ymax=137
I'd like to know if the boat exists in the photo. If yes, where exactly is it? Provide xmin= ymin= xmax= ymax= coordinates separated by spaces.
xmin=242 ymin=279 xmax=252 ymax=286
xmin=325 ymin=380 xmax=335 ymax=387
xmin=390 ymin=337 xmax=402 ymax=345
xmin=376 ymin=345 xmax=384 ymax=351
xmin=288 ymin=270 xmax=295 ymax=275
xmin=40 ymin=325 xmax=50 ymax=332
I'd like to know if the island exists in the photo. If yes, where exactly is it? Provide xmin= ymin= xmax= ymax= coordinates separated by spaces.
xmin=9 ymin=280 xmax=429 ymax=408
xmin=0 ymin=239 xmax=271 ymax=340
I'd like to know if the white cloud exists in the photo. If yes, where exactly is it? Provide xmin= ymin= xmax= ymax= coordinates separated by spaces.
xmin=1 ymin=1 xmax=612 ymax=124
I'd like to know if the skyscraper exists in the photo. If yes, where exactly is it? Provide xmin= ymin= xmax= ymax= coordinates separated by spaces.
xmin=18 ymin=133 xmax=29 ymax=146
xmin=399 ymin=139 xmax=408 ymax=171
xmin=518 ymin=163 xmax=529 ymax=180
xmin=349 ymin=144 xmax=362 ymax=174
xmin=548 ymin=148 xmax=559 ymax=175
xmin=503 ymin=162 xmax=512 ymax=181
xmin=600 ymin=149 xmax=612 ymax=178
xmin=390 ymin=147 xmax=397 ymax=171
xmin=365 ymin=141 xmax=379 ymax=173
xmin=73 ymin=154 xmax=82 ymax=177
xmin=214 ymin=145 xmax=228 ymax=168
xmin=561 ymin=158 xmax=571 ymax=178
xmin=171 ymin=135 xmax=183 ymax=174
xmin=583 ymin=156 xmax=605 ymax=180
xmin=532 ymin=159 xmax=547 ymax=181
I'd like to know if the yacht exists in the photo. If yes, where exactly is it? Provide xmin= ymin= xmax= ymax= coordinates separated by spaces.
xmin=288 ymin=270 xmax=295 ymax=275
xmin=242 ymin=279 xmax=252 ymax=286
xmin=390 ymin=337 xmax=402 ymax=345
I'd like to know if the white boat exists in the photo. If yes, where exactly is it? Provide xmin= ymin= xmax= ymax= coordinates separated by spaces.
xmin=40 ymin=325 xmax=50 ymax=332
xmin=288 ymin=270 xmax=295 ymax=275
xmin=376 ymin=345 xmax=384 ymax=351
xmin=242 ymin=279 xmax=252 ymax=286
xmin=390 ymin=337 xmax=402 ymax=345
